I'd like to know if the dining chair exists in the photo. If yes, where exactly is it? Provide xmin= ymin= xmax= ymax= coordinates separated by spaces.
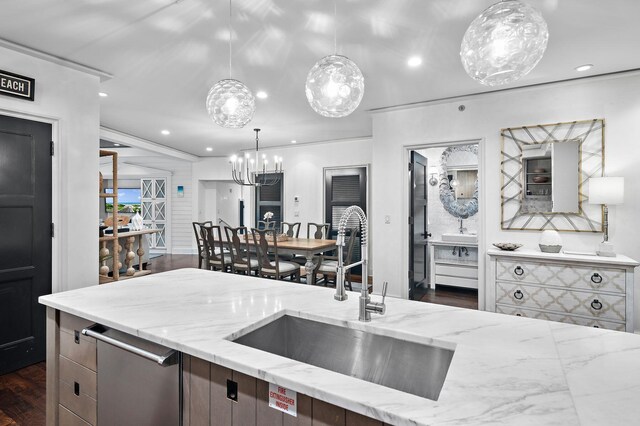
xmin=312 ymin=226 xmax=360 ymax=289
xmin=280 ymin=222 xmax=301 ymax=238
xmin=224 ymin=226 xmax=259 ymax=276
xmin=251 ymin=228 xmax=300 ymax=282
xmin=200 ymin=225 xmax=231 ymax=272
xmin=307 ymin=222 xmax=330 ymax=239
xmin=192 ymin=221 xmax=213 ymax=269
xmin=257 ymin=220 xmax=277 ymax=231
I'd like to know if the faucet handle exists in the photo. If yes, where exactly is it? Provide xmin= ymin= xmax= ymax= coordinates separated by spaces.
xmin=381 ymin=281 xmax=388 ymax=304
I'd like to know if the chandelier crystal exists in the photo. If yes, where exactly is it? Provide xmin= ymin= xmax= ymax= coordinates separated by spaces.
xmin=460 ymin=0 xmax=549 ymax=87
xmin=305 ymin=54 xmax=364 ymax=118
xmin=230 ymin=129 xmax=282 ymax=187
xmin=206 ymin=0 xmax=255 ymax=128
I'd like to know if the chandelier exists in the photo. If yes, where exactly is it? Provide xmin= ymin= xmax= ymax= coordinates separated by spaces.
xmin=305 ymin=1 xmax=364 ymax=118
xmin=206 ymin=0 xmax=255 ymax=128
xmin=230 ymin=129 xmax=282 ymax=187
xmin=460 ymin=0 xmax=549 ymax=87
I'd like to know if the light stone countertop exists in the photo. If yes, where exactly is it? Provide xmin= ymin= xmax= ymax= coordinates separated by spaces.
xmin=39 ymin=268 xmax=640 ymax=425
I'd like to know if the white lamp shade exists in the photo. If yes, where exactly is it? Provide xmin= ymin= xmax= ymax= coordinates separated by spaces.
xmin=589 ymin=177 xmax=624 ymax=205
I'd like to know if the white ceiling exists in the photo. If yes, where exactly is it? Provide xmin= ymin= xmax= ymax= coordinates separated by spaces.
xmin=1 ymin=0 xmax=639 ymax=156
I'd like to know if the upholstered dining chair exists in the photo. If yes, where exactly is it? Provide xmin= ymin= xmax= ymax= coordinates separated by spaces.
xmin=280 ymin=222 xmax=301 ymax=238
xmin=307 ymin=222 xmax=330 ymax=239
xmin=192 ymin=221 xmax=213 ymax=269
xmin=224 ymin=226 xmax=259 ymax=276
xmin=311 ymin=227 xmax=360 ymax=289
xmin=251 ymin=229 xmax=300 ymax=282
xmin=200 ymin=225 xmax=231 ymax=272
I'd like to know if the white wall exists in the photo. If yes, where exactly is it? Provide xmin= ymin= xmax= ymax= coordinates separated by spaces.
xmin=0 ymin=46 xmax=100 ymax=293
xmin=372 ymin=73 xmax=640 ymax=330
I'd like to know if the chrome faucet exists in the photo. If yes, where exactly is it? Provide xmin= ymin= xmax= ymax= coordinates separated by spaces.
xmin=459 ymin=218 xmax=467 ymax=234
xmin=334 ymin=205 xmax=387 ymax=322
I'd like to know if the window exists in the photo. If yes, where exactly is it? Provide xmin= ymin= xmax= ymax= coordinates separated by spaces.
xmin=254 ymin=173 xmax=283 ymax=229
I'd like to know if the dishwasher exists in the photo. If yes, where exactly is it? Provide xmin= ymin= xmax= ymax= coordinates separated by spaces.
xmin=82 ymin=324 xmax=181 ymax=426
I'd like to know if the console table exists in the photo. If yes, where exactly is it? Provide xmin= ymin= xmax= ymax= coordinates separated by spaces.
xmin=99 ymin=229 xmax=159 ymax=284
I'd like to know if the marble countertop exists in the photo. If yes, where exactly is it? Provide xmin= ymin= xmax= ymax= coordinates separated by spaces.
xmin=40 ymin=269 xmax=640 ymax=425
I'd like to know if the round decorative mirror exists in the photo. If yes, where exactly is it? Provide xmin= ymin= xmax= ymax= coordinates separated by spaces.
xmin=439 ymin=144 xmax=479 ymax=219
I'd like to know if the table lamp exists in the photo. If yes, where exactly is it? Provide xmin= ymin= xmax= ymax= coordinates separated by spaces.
xmin=588 ymin=177 xmax=624 ymax=257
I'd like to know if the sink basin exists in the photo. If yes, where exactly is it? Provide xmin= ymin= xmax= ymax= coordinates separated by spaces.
xmin=231 ymin=315 xmax=454 ymax=401
xmin=441 ymin=233 xmax=478 ymax=244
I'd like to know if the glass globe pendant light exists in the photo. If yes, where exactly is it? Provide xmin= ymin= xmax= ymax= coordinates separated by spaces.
xmin=305 ymin=1 xmax=364 ymax=118
xmin=460 ymin=0 xmax=549 ymax=87
xmin=206 ymin=0 xmax=255 ymax=128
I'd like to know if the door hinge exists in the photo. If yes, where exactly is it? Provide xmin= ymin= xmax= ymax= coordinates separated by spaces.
xmin=408 ymin=162 xmax=413 ymax=172
xmin=50 ymin=141 xmax=54 ymax=156
xmin=408 ymin=216 xmax=413 ymax=225
xmin=50 ymin=223 xmax=54 ymax=238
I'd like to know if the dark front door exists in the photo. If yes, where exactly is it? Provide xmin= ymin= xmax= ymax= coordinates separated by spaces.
xmin=409 ymin=151 xmax=429 ymax=300
xmin=0 ymin=115 xmax=52 ymax=374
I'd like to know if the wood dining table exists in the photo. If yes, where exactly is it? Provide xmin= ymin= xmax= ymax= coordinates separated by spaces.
xmin=234 ymin=237 xmax=337 ymax=283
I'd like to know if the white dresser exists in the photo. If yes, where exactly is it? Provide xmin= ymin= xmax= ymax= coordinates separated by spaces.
xmin=487 ymin=248 xmax=638 ymax=332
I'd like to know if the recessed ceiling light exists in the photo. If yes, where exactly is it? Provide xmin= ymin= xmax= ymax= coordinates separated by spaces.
xmin=575 ymin=64 xmax=593 ymax=72
xmin=161 ymin=130 xmax=170 ymax=135
xmin=256 ymin=91 xmax=268 ymax=99
xmin=206 ymin=147 xmax=213 ymax=152
xmin=113 ymin=143 xmax=121 ymax=147
xmin=407 ymin=56 xmax=422 ymax=67
xmin=291 ymin=140 xmax=297 ymax=144
xmin=98 ymin=92 xmax=108 ymax=97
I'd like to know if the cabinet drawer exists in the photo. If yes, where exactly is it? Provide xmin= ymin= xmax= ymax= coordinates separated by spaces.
xmin=496 ymin=304 xmax=626 ymax=331
xmin=435 ymin=264 xmax=478 ymax=279
xmin=59 ymin=404 xmax=92 ymax=426
xmin=59 ymin=355 xmax=96 ymax=399
xmin=60 ymin=312 xmax=95 ymax=339
xmin=496 ymin=258 xmax=626 ymax=294
xmin=60 ymin=329 xmax=96 ymax=371
xmin=435 ymin=275 xmax=478 ymax=289
xmin=60 ymin=376 xmax=97 ymax=425
xmin=496 ymin=281 xmax=626 ymax=322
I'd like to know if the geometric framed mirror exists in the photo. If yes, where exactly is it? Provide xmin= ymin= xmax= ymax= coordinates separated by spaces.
xmin=500 ymin=119 xmax=604 ymax=232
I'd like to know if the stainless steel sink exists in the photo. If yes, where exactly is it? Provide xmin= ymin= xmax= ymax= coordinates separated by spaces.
xmin=231 ymin=315 xmax=454 ymax=401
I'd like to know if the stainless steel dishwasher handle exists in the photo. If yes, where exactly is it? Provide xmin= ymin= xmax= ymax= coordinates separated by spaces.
xmin=82 ymin=325 xmax=177 ymax=366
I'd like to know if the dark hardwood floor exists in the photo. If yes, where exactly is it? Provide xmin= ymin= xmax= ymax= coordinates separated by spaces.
xmin=0 ymin=362 xmax=46 ymax=426
xmin=148 ymin=253 xmax=199 ymax=272
xmin=414 ymin=284 xmax=479 ymax=310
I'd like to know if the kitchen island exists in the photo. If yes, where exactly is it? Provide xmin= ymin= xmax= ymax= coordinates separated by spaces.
xmin=40 ymin=268 xmax=640 ymax=425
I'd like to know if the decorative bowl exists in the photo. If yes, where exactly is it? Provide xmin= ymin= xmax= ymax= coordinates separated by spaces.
xmin=493 ymin=243 xmax=523 ymax=251
xmin=539 ymin=244 xmax=562 ymax=253
xmin=532 ymin=176 xmax=549 ymax=183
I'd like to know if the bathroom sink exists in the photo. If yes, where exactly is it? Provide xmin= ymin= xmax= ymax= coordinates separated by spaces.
xmin=441 ymin=233 xmax=478 ymax=244
xmin=231 ymin=315 xmax=454 ymax=401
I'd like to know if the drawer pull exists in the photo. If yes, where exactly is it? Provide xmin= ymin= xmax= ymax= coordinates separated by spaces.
xmin=74 ymin=330 xmax=80 ymax=344
xmin=74 ymin=381 xmax=80 ymax=396
xmin=516 ymin=313 xmax=522 ymax=317
xmin=514 ymin=290 xmax=524 ymax=300
xmin=591 ymin=299 xmax=603 ymax=311
xmin=514 ymin=266 xmax=524 ymax=276
xmin=591 ymin=273 xmax=603 ymax=284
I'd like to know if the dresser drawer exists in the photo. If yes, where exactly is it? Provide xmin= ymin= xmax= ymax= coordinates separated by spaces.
xmin=59 ymin=355 xmax=96 ymax=399
xmin=496 ymin=258 xmax=626 ymax=294
xmin=59 ymin=404 xmax=92 ymax=426
xmin=496 ymin=304 xmax=626 ymax=331
xmin=496 ymin=281 xmax=626 ymax=322
xmin=59 ymin=375 xmax=97 ymax=425
xmin=60 ymin=329 xmax=96 ymax=371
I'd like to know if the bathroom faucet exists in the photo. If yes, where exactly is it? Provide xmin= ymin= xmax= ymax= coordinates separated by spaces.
xmin=459 ymin=219 xmax=466 ymax=234
xmin=334 ymin=205 xmax=387 ymax=322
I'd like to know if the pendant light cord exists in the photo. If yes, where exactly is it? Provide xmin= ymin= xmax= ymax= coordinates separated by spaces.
xmin=333 ymin=0 xmax=337 ymax=54
xmin=228 ymin=0 xmax=232 ymax=78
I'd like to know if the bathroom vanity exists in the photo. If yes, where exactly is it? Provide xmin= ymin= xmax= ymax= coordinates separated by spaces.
xmin=40 ymin=268 xmax=640 ymax=425
xmin=428 ymin=240 xmax=478 ymax=289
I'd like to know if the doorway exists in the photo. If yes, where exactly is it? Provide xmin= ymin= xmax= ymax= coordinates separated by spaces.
xmin=0 ymin=114 xmax=52 ymax=374
xmin=408 ymin=141 xmax=481 ymax=310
